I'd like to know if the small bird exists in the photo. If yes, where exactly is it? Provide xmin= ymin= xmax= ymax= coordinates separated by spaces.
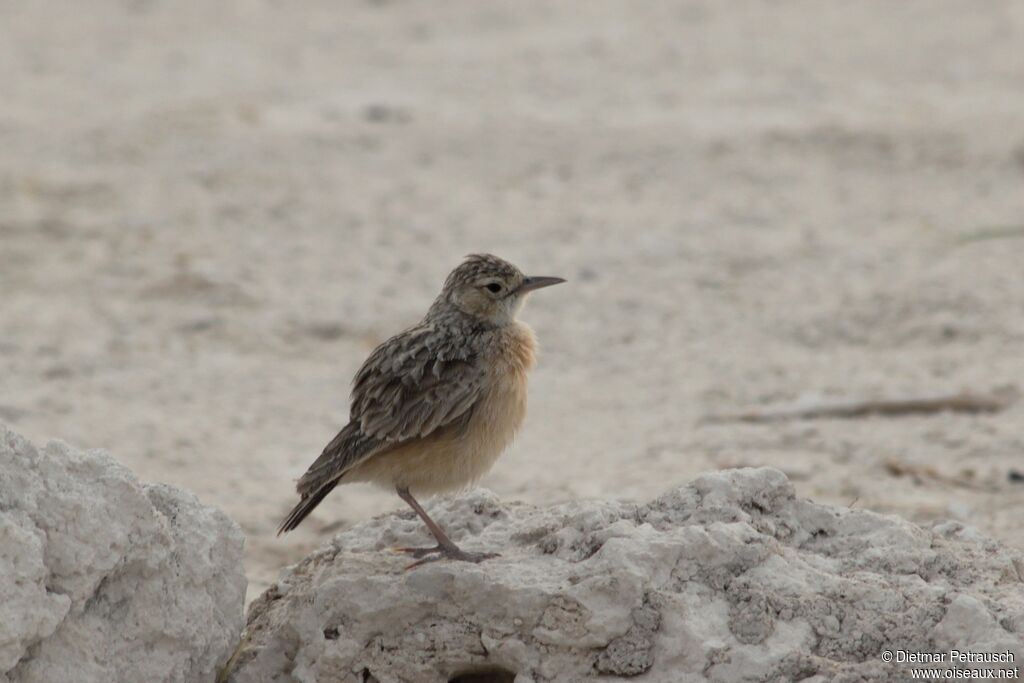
xmin=279 ymin=254 xmax=564 ymax=567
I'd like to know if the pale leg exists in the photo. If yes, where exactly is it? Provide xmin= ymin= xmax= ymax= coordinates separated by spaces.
xmin=394 ymin=486 xmax=499 ymax=569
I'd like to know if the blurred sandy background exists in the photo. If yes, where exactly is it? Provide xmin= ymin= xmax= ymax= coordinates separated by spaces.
xmin=2 ymin=1 xmax=1023 ymax=600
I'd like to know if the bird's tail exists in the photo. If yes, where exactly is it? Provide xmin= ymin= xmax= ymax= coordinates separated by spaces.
xmin=278 ymin=422 xmax=380 ymax=535
xmin=277 ymin=479 xmax=339 ymax=535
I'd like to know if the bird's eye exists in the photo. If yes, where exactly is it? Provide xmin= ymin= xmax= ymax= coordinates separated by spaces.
xmin=485 ymin=283 xmax=503 ymax=294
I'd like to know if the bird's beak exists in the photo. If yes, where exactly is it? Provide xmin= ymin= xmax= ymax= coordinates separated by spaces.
xmin=518 ymin=275 xmax=566 ymax=293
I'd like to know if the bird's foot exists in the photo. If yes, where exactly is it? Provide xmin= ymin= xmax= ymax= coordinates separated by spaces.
xmin=392 ymin=544 xmax=446 ymax=559
xmin=393 ymin=544 xmax=499 ymax=570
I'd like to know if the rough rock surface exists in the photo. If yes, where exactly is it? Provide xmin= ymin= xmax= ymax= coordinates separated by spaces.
xmin=0 ymin=426 xmax=247 ymax=683
xmin=229 ymin=468 xmax=1024 ymax=683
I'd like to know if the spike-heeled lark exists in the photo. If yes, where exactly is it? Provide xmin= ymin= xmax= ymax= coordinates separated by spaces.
xmin=278 ymin=253 xmax=564 ymax=568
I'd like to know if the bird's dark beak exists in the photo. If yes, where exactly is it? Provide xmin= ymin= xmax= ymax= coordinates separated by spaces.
xmin=518 ymin=275 xmax=566 ymax=293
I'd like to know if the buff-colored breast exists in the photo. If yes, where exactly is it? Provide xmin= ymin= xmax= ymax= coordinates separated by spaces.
xmin=345 ymin=322 xmax=537 ymax=495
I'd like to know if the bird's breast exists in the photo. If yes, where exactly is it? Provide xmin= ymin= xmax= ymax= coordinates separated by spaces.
xmin=455 ymin=322 xmax=536 ymax=463
xmin=412 ymin=322 xmax=536 ymax=493
xmin=499 ymin=321 xmax=538 ymax=374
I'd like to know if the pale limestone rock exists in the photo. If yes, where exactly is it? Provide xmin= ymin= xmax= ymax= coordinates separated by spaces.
xmin=0 ymin=427 xmax=246 ymax=683
xmin=228 ymin=468 xmax=1024 ymax=682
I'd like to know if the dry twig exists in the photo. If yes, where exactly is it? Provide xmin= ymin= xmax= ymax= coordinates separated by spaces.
xmin=703 ymin=388 xmax=1017 ymax=424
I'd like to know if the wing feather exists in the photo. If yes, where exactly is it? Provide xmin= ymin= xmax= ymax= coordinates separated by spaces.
xmin=294 ymin=422 xmax=379 ymax=496
xmin=282 ymin=321 xmax=488 ymax=533
xmin=351 ymin=324 xmax=486 ymax=442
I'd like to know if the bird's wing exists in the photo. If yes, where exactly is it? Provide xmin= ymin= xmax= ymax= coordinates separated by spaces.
xmin=350 ymin=323 xmax=487 ymax=442
xmin=282 ymin=323 xmax=486 ymax=533
xmin=294 ymin=421 xmax=380 ymax=497
xmin=292 ymin=325 xmax=483 ymax=500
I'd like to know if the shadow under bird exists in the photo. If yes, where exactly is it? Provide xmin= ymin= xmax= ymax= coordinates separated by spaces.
xmin=279 ymin=253 xmax=565 ymax=568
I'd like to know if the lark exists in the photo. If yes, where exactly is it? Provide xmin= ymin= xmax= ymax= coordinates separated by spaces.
xmin=278 ymin=253 xmax=564 ymax=567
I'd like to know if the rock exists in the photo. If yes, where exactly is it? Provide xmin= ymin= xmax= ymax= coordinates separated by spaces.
xmin=227 ymin=468 xmax=1024 ymax=683
xmin=0 ymin=426 xmax=246 ymax=683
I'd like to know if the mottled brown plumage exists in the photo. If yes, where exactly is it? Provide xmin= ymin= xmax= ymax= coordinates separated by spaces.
xmin=278 ymin=254 xmax=564 ymax=567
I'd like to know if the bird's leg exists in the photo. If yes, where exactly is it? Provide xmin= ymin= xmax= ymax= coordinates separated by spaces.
xmin=393 ymin=486 xmax=498 ymax=569
xmin=396 ymin=486 xmax=459 ymax=554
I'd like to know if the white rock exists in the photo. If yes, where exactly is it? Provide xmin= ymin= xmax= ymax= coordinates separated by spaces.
xmin=0 ymin=427 xmax=246 ymax=683
xmin=226 ymin=469 xmax=1024 ymax=683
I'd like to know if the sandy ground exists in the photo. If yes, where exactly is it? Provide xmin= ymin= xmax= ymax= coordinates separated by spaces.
xmin=2 ymin=1 xmax=1023 ymax=601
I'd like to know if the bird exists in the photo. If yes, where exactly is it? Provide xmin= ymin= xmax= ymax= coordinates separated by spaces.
xmin=278 ymin=253 xmax=565 ymax=568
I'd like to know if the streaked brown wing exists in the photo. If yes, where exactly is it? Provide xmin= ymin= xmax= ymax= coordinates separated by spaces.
xmin=294 ymin=421 xmax=380 ymax=496
xmin=350 ymin=324 xmax=485 ymax=442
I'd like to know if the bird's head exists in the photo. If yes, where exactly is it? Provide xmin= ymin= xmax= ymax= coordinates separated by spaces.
xmin=433 ymin=253 xmax=565 ymax=325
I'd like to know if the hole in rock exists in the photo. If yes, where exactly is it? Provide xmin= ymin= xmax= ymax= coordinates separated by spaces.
xmin=448 ymin=666 xmax=517 ymax=683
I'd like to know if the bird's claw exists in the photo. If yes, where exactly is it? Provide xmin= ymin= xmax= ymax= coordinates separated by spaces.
xmin=391 ymin=544 xmax=446 ymax=559
xmin=391 ymin=544 xmax=499 ymax=570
